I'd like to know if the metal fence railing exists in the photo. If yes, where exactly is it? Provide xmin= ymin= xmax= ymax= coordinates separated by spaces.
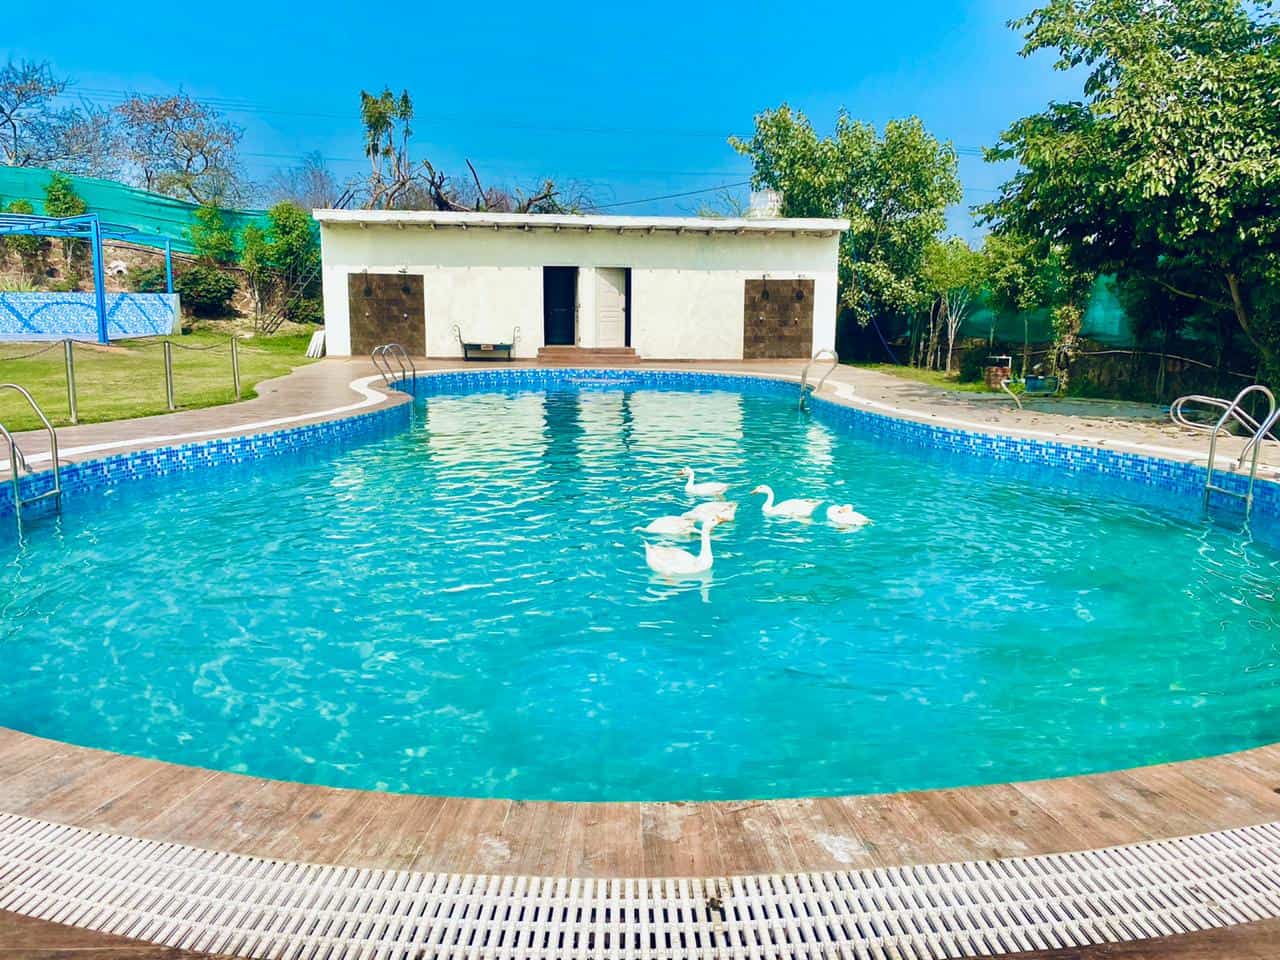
xmin=0 ymin=335 xmax=253 ymax=427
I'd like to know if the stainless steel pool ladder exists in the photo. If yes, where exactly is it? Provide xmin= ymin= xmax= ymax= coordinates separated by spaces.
xmin=798 ymin=348 xmax=839 ymax=410
xmin=371 ymin=343 xmax=418 ymax=389
xmin=1170 ymin=384 xmax=1280 ymax=517
xmin=0 ymin=383 xmax=62 ymax=530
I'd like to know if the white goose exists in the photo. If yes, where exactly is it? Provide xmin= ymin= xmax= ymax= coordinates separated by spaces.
xmin=827 ymin=504 xmax=872 ymax=529
xmin=679 ymin=467 xmax=729 ymax=498
xmin=641 ymin=515 xmax=698 ymax=537
xmin=751 ymin=485 xmax=821 ymax=520
xmin=644 ymin=518 xmax=720 ymax=577
xmin=682 ymin=501 xmax=738 ymax=524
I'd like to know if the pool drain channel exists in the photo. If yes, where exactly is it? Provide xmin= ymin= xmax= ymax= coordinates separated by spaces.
xmin=2 ymin=812 xmax=1280 ymax=959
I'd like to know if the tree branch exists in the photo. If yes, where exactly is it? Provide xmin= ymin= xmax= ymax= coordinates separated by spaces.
xmin=1151 ymin=277 xmax=1231 ymax=312
xmin=465 ymin=159 xmax=487 ymax=210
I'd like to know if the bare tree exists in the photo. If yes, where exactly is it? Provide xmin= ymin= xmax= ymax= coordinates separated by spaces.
xmin=452 ymin=163 xmax=593 ymax=214
xmin=0 ymin=59 xmax=119 ymax=176
xmin=358 ymin=87 xmax=594 ymax=213
xmin=266 ymin=151 xmax=350 ymax=209
xmin=115 ymin=93 xmax=243 ymax=203
xmin=0 ymin=59 xmax=68 ymax=166
xmin=689 ymin=189 xmax=750 ymax=218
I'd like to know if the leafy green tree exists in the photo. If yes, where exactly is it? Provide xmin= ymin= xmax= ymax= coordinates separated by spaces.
xmin=1 ymin=198 xmax=43 ymax=284
xmin=982 ymin=0 xmax=1280 ymax=379
xmin=42 ymin=172 xmax=87 ymax=219
xmin=239 ymin=223 xmax=272 ymax=319
xmin=264 ymin=201 xmax=321 ymax=325
xmin=189 ymin=203 xmax=236 ymax=266
xmin=921 ymin=237 xmax=986 ymax=372
xmin=981 ymin=232 xmax=1094 ymax=379
xmin=43 ymin=171 xmax=88 ymax=277
xmin=731 ymin=105 xmax=961 ymax=337
xmin=235 ymin=202 xmax=321 ymax=329
xmin=264 ymin=202 xmax=318 ymax=285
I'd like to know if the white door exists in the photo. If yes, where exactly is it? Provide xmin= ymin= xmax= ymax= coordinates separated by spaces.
xmin=595 ymin=267 xmax=627 ymax=348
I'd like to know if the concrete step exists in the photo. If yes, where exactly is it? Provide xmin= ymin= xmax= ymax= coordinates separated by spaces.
xmin=536 ymin=346 xmax=640 ymax=365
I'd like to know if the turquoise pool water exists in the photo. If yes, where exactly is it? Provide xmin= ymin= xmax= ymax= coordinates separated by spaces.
xmin=2 ymin=379 xmax=1279 ymax=801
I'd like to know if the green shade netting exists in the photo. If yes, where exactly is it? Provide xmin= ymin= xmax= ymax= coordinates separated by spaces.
xmin=0 ymin=166 xmax=268 ymax=254
xmin=959 ymin=276 xmax=1138 ymax=347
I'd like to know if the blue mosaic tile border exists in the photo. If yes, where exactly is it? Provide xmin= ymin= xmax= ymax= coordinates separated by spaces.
xmin=3 ymin=367 xmax=1274 ymax=530
xmin=805 ymin=392 xmax=1279 ymax=523
xmin=1 ymin=400 xmax=411 ymax=518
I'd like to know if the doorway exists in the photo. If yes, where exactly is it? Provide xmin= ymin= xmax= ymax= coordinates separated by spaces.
xmin=594 ymin=267 xmax=630 ymax=348
xmin=543 ymin=267 xmax=577 ymax=346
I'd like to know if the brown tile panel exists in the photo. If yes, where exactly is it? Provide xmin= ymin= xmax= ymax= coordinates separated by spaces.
xmin=742 ymin=278 xmax=814 ymax=359
xmin=346 ymin=272 xmax=425 ymax=355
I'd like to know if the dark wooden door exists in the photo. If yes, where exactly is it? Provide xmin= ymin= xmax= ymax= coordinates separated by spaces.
xmin=543 ymin=267 xmax=577 ymax=346
xmin=742 ymin=278 xmax=815 ymax=359
xmin=347 ymin=273 xmax=426 ymax=355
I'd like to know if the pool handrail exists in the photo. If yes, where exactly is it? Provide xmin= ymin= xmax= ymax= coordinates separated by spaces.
xmin=799 ymin=349 xmax=839 ymax=410
xmin=1173 ymin=384 xmax=1278 ymax=517
xmin=371 ymin=343 xmax=418 ymax=389
xmin=0 ymin=382 xmax=62 ymax=532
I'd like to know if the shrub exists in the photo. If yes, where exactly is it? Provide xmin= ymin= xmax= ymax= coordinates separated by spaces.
xmin=1 ymin=199 xmax=43 ymax=282
xmin=189 ymin=204 xmax=237 ymax=265
xmin=128 ymin=265 xmax=169 ymax=293
xmin=43 ymin=173 xmax=87 ymax=218
xmin=44 ymin=173 xmax=90 ymax=276
xmin=285 ymin=297 xmax=324 ymax=325
xmin=175 ymin=265 xmax=237 ymax=316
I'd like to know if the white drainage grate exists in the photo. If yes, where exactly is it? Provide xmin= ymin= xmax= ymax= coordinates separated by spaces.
xmin=2 ymin=812 xmax=1280 ymax=958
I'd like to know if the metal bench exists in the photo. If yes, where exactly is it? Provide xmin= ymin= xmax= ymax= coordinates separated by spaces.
xmin=453 ymin=325 xmax=520 ymax=362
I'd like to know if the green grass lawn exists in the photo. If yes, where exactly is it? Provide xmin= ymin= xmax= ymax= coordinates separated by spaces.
xmin=851 ymin=362 xmax=999 ymax=394
xmin=0 ymin=332 xmax=317 ymax=433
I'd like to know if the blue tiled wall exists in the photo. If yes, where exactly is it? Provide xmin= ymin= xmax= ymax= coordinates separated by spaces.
xmin=3 ymin=368 xmax=1275 ymax=529
xmin=0 ymin=292 xmax=179 ymax=341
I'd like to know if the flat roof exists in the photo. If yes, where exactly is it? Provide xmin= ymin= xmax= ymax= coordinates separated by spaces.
xmin=313 ymin=209 xmax=849 ymax=236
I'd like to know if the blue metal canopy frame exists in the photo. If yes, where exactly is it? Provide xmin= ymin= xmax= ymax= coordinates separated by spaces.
xmin=0 ymin=213 xmax=175 ymax=344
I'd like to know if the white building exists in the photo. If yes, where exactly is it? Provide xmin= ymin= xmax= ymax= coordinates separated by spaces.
xmin=315 ymin=210 xmax=848 ymax=361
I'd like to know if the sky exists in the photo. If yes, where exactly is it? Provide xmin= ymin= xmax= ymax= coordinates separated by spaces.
xmin=4 ymin=1 xmax=1083 ymax=239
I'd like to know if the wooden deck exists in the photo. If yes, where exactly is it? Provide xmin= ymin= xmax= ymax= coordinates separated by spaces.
xmin=3 ymin=726 xmax=1280 ymax=878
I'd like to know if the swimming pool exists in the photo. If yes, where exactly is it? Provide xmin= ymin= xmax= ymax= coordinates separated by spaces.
xmin=2 ymin=370 xmax=1278 ymax=801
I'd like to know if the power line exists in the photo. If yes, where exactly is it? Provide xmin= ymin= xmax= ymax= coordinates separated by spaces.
xmin=53 ymin=85 xmax=1001 ymax=208
xmin=66 ymin=87 xmax=745 ymax=141
xmin=62 ymin=86 xmax=995 ymax=154
xmin=594 ymin=181 xmax=754 ymax=209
